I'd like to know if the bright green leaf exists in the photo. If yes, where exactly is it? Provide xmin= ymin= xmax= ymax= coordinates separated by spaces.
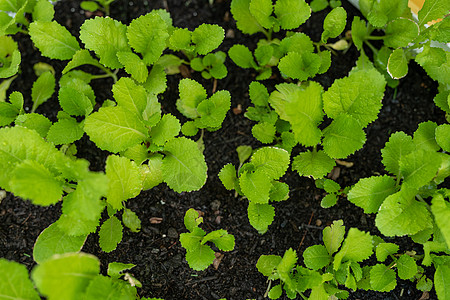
xmin=29 ymin=21 xmax=80 ymax=60
xmin=370 ymin=264 xmax=397 ymax=292
xmin=247 ymin=202 xmax=275 ymax=234
xmin=347 ymin=175 xmax=396 ymax=213
xmin=99 ymin=216 xmax=123 ymax=253
xmin=292 ymin=150 xmax=335 ymax=179
xmin=0 ymin=259 xmax=40 ymax=300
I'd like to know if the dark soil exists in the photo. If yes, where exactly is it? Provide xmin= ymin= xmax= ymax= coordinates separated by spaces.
xmin=0 ymin=0 xmax=446 ymax=299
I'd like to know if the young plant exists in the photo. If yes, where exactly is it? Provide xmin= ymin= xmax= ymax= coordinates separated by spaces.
xmin=229 ymin=5 xmax=348 ymax=81
xmin=257 ymin=220 xmax=432 ymax=299
xmin=177 ymin=78 xmax=231 ymax=137
xmin=180 ymin=208 xmax=235 ymax=271
xmin=0 ymin=35 xmax=21 ymax=79
xmin=351 ymin=0 xmax=449 ymax=87
xmin=0 ymin=253 xmax=156 ymax=299
xmin=315 ymin=178 xmax=349 ymax=208
xmin=168 ymin=23 xmax=226 ymax=80
xmin=219 ymin=146 xmax=290 ymax=234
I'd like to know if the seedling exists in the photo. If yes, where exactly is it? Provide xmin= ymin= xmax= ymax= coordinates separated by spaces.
xmin=219 ymin=146 xmax=290 ymax=234
xmin=257 ymin=220 xmax=430 ymax=299
xmin=180 ymin=208 xmax=235 ymax=271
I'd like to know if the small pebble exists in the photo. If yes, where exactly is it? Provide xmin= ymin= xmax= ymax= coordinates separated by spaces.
xmin=316 ymin=219 xmax=322 ymax=226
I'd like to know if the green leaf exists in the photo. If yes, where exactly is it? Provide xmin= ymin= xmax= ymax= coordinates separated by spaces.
xmin=384 ymin=18 xmax=419 ymax=48
xmin=169 ymin=28 xmax=193 ymax=52
xmin=334 ymin=228 xmax=373 ymax=270
xmin=347 ymin=175 xmax=396 ymax=213
xmin=351 ymin=17 xmax=369 ymax=50
xmin=185 ymin=244 xmax=215 ymax=271
xmin=280 ymin=32 xmax=314 ymax=55
xmin=277 ymin=248 xmax=297 ymax=275
xmin=144 ymin=64 xmax=167 ymax=95
xmin=322 ymin=114 xmax=366 ymax=159
xmin=122 ymin=208 xmax=141 ymax=233
xmin=387 ymin=48 xmax=408 ymax=79
xmin=292 ymin=150 xmax=335 ymax=179
xmin=177 ymin=78 xmax=206 ymax=119
xmin=83 ymin=275 xmax=136 ymax=300
xmin=141 ymin=155 xmax=164 ymax=190
xmin=435 ymin=263 xmax=450 ymax=300
xmin=32 ymin=253 xmax=100 ymax=300
xmin=117 ymin=51 xmax=148 ymax=83
xmin=249 ymin=0 xmax=274 ymax=29
xmin=268 ymin=284 xmax=282 ymax=299
xmin=0 ymin=259 xmax=40 ymax=300
xmin=107 ymin=262 xmax=136 ymax=279
xmin=62 ymin=49 xmax=104 ymax=74
xmin=230 ymin=0 xmax=262 ymax=34
xmin=99 ymin=216 xmax=123 ymax=253
xmin=9 ymin=160 xmax=63 ymax=206
xmin=269 ymin=181 xmax=289 ymax=202
xmin=269 ymin=82 xmax=323 ymax=146
xmin=33 ymin=223 xmax=87 ymax=264
xmin=321 ymin=7 xmax=347 ymax=43
xmin=80 ymin=1 xmax=100 ymax=12
xmin=112 ymin=77 xmax=148 ymax=116
xmin=252 ymin=122 xmax=276 ymax=143
xmin=15 ymin=113 xmax=52 ymax=138
xmin=323 ymin=69 xmax=386 ymax=126
xmin=323 ymin=220 xmax=345 ymax=255
xmin=219 ymin=163 xmax=238 ymax=191
xmin=29 ymin=21 xmax=80 ymax=60
xmin=203 ymin=229 xmax=235 ymax=251
xmin=370 ymin=264 xmax=397 ymax=292
xmin=278 ymin=51 xmax=321 ymax=81
xmin=79 ymin=17 xmax=129 ymax=69
xmin=192 ymin=24 xmax=224 ymax=55
xmin=33 ymin=0 xmax=54 ymax=22
xmin=303 ymin=244 xmax=332 ymax=270
xmin=436 ymin=124 xmax=450 ymax=152
xmin=397 ymin=254 xmax=417 ymax=280
xmin=150 ymin=114 xmax=180 ymax=146
xmin=237 ymin=145 xmax=252 ymax=165
xmin=418 ymin=0 xmax=449 ymax=27
xmin=127 ymin=11 xmax=169 ymax=65
xmin=195 ymin=90 xmax=231 ymax=129
xmin=0 ymin=102 xmax=19 ymax=126
xmin=375 ymin=243 xmax=399 ymax=262
xmin=106 ymin=155 xmax=143 ymax=210
xmin=274 ymin=0 xmax=311 ymax=29
xmin=183 ymin=208 xmax=202 ymax=233
xmin=240 ymin=170 xmax=271 ymax=203
xmin=415 ymin=45 xmax=450 ymax=85
xmin=31 ymin=71 xmax=55 ymax=112
xmin=247 ymin=202 xmax=275 ymax=234
xmin=251 ymin=146 xmax=290 ymax=180
xmin=84 ymin=106 xmax=148 ymax=153
xmin=321 ymin=194 xmax=338 ymax=208
xmin=413 ymin=121 xmax=440 ymax=152
xmin=256 ymin=255 xmax=282 ymax=277
xmin=249 ymin=81 xmax=269 ymax=106
xmin=400 ymin=150 xmax=441 ymax=189
xmin=58 ymin=85 xmax=93 ymax=117
xmin=228 ymin=44 xmax=256 ymax=69
xmin=431 ymin=193 xmax=450 ymax=249
xmin=381 ymin=131 xmax=415 ymax=177
xmin=162 ymin=137 xmax=207 ymax=192
xmin=47 ymin=118 xmax=84 ymax=145
xmin=376 ymin=188 xmax=433 ymax=236
xmin=0 ymin=36 xmax=20 ymax=78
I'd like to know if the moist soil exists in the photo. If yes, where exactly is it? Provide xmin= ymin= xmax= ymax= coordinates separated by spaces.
xmin=0 ymin=0 xmax=446 ymax=299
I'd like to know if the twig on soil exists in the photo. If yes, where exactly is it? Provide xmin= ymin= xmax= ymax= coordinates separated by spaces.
xmin=187 ymin=276 xmax=218 ymax=285
xmin=298 ymin=211 xmax=314 ymax=251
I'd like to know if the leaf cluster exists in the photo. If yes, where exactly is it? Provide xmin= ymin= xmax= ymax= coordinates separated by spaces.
xmin=180 ymin=208 xmax=235 ymax=271
xmin=257 ymin=220 xmax=429 ymax=299
xmin=219 ymin=147 xmax=290 ymax=233
xmin=0 ymin=252 xmax=159 ymax=300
